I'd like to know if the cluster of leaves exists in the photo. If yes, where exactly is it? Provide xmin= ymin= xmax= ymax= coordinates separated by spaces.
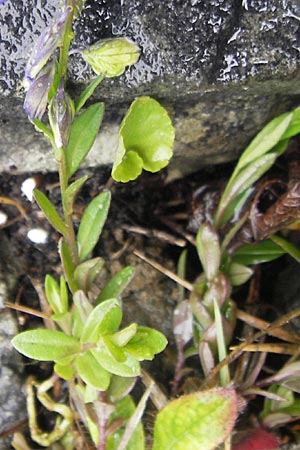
xmin=9 ymin=0 xmax=300 ymax=448
xmin=167 ymin=106 xmax=300 ymax=449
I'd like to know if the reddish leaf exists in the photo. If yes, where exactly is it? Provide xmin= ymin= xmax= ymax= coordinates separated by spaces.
xmin=232 ymin=428 xmax=281 ymax=450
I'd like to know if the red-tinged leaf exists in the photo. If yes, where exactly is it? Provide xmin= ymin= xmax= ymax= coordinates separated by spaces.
xmin=232 ymin=428 xmax=281 ymax=450
xmin=152 ymin=388 xmax=237 ymax=450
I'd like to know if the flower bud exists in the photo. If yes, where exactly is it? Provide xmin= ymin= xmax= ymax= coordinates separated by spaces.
xmin=24 ymin=60 xmax=56 ymax=120
xmin=25 ymin=6 xmax=72 ymax=83
xmin=80 ymin=37 xmax=140 ymax=78
xmin=49 ymin=81 xmax=75 ymax=148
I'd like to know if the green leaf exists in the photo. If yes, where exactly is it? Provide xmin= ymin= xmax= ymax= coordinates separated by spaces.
xmin=270 ymin=235 xmax=300 ymax=263
xmin=80 ymin=37 xmax=140 ymax=78
xmin=96 ymin=266 xmax=135 ymax=304
xmin=34 ymin=189 xmax=67 ymax=236
xmin=92 ymin=343 xmax=140 ymax=377
xmin=112 ymin=97 xmax=174 ymax=182
xmin=12 ymin=329 xmax=80 ymax=362
xmin=281 ymin=107 xmax=300 ymax=140
xmin=110 ymin=323 xmax=137 ymax=347
xmin=124 ymin=326 xmax=167 ymax=361
xmin=65 ymin=103 xmax=104 ymax=179
xmin=196 ymin=223 xmax=220 ymax=281
xmin=106 ymin=396 xmax=145 ymax=450
xmin=75 ymin=74 xmax=105 ymax=113
xmin=45 ymin=274 xmax=62 ymax=314
xmin=75 ymin=350 xmax=111 ymax=390
xmin=77 ymin=190 xmax=111 ymax=261
xmin=152 ymin=388 xmax=237 ymax=450
xmin=227 ymin=262 xmax=254 ymax=286
xmin=217 ymin=153 xmax=277 ymax=226
xmin=73 ymin=290 xmax=93 ymax=336
xmin=58 ymin=238 xmax=78 ymax=293
xmin=64 ymin=175 xmax=90 ymax=215
xmin=32 ymin=119 xmax=54 ymax=142
xmin=107 ymin=375 xmax=136 ymax=403
xmin=54 ymin=362 xmax=74 ymax=380
xmin=51 ymin=311 xmax=72 ymax=335
xmin=80 ymin=298 xmax=122 ymax=343
xmin=234 ymin=110 xmax=294 ymax=174
xmin=232 ymin=240 xmax=286 ymax=265
xmin=74 ymin=257 xmax=105 ymax=291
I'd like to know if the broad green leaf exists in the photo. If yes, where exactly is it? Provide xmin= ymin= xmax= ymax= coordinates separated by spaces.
xmin=64 ymin=175 xmax=90 ymax=215
xmin=124 ymin=326 xmax=167 ymax=361
xmin=75 ymin=350 xmax=111 ymax=390
xmin=58 ymin=238 xmax=78 ymax=293
xmin=227 ymin=262 xmax=253 ymax=286
xmin=80 ymin=298 xmax=122 ymax=343
xmin=107 ymin=375 xmax=136 ymax=403
xmin=196 ymin=223 xmax=220 ymax=281
xmin=232 ymin=240 xmax=286 ymax=265
xmin=92 ymin=343 xmax=140 ymax=377
xmin=96 ymin=266 xmax=135 ymax=304
xmin=34 ymin=189 xmax=67 ymax=236
xmin=234 ymin=110 xmax=294 ymax=174
xmin=77 ymin=190 xmax=111 ymax=261
xmin=12 ymin=329 xmax=80 ymax=362
xmin=152 ymin=388 xmax=237 ymax=450
xmin=65 ymin=103 xmax=104 ymax=179
xmin=112 ymin=97 xmax=174 ymax=182
xmin=75 ymin=74 xmax=105 ymax=113
xmin=110 ymin=323 xmax=138 ymax=347
xmin=74 ymin=257 xmax=105 ymax=291
xmin=106 ymin=396 xmax=145 ymax=450
xmin=80 ymin=37 xmax=140 ymax=78
xmin=270 ymin=235 xmax=300 ymax=263
xmin=54 ymin=362 xmax=74 ymax=380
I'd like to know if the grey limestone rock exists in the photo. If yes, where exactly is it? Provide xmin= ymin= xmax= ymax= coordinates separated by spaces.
xmin=0 ymin=0 xmax=300 ymax=175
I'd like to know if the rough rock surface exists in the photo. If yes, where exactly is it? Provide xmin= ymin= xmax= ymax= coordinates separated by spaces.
xmin=0 ymin=0 xmax=299 ymax=175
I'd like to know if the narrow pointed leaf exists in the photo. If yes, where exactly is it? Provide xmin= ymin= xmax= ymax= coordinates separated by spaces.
xmin=75 ymin=74 xmax=105 ymax=113
xmin=75 ymin=350 xmax=111 ymax=390
xmin=110 ymin=323 xmax=138 ymax=347
xmin=96 ymin=266 xmax=135 ymax=304
xmin=77 ymin=190 xmax=111 ymax=261
xmin=34 ymin=189 xmax=67 ymax=235
xmin=65 ymin=102 xmax=104 ymax=178
xmin=234 ymin=110 xmax=294 ymax=173
xmin=12 ymin=329 xmax=80 ymax=361
xmin=112 ymin=97 xmax=174 ymax=182
xmin=196 ymin=223 xmax=220 ymax=281
xmin=45 ymin=274 xmax=62 ymax=314
xmin=232 ymin=240 xmax=285 ymax=265
xmin=80 ymin=298 xmax=122 ymax=343
xmin=270 ymin=234 xmax=300 ymax=263
xmin=58 ymin=238 xmax=78 ymax=293
xmin=152 ymin=388 xmax=237 ymax=450
xmin=64 ymin=174 xmax=90 ymax=215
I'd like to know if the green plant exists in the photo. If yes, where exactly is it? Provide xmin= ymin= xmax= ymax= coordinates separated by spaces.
xmin=11 ymin=1 xmax=174 ymax=448
xmin=151 ymin=106 xmax=300 ymax=450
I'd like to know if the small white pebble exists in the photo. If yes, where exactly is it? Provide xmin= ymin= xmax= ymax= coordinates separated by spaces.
xmin=0 ymin=211 xmax=8 ymax=225
xmin=27 ymin=228 xmax=48 ymax=244
xmin=21 ymin=177 xmax=37 ymax=202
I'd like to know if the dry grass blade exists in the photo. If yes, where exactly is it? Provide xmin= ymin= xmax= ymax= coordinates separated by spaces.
xmin=230 ymin=342 xmax=300 ymax=355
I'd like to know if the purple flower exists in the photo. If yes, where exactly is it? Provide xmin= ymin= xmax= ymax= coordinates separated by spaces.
xmin=49 ymin=81 xmax=75 ymax=148
xmin=24 ymin=60 xmax=56 ymax=120
xmin=0 ymin=0 xmax=8 ymax=4
xmin=25 ymin=6 xmax=71 ymax=82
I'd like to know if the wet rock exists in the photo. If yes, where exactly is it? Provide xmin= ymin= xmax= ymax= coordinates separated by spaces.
xmin=0 ymin=0 xmax=300 ymax=175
